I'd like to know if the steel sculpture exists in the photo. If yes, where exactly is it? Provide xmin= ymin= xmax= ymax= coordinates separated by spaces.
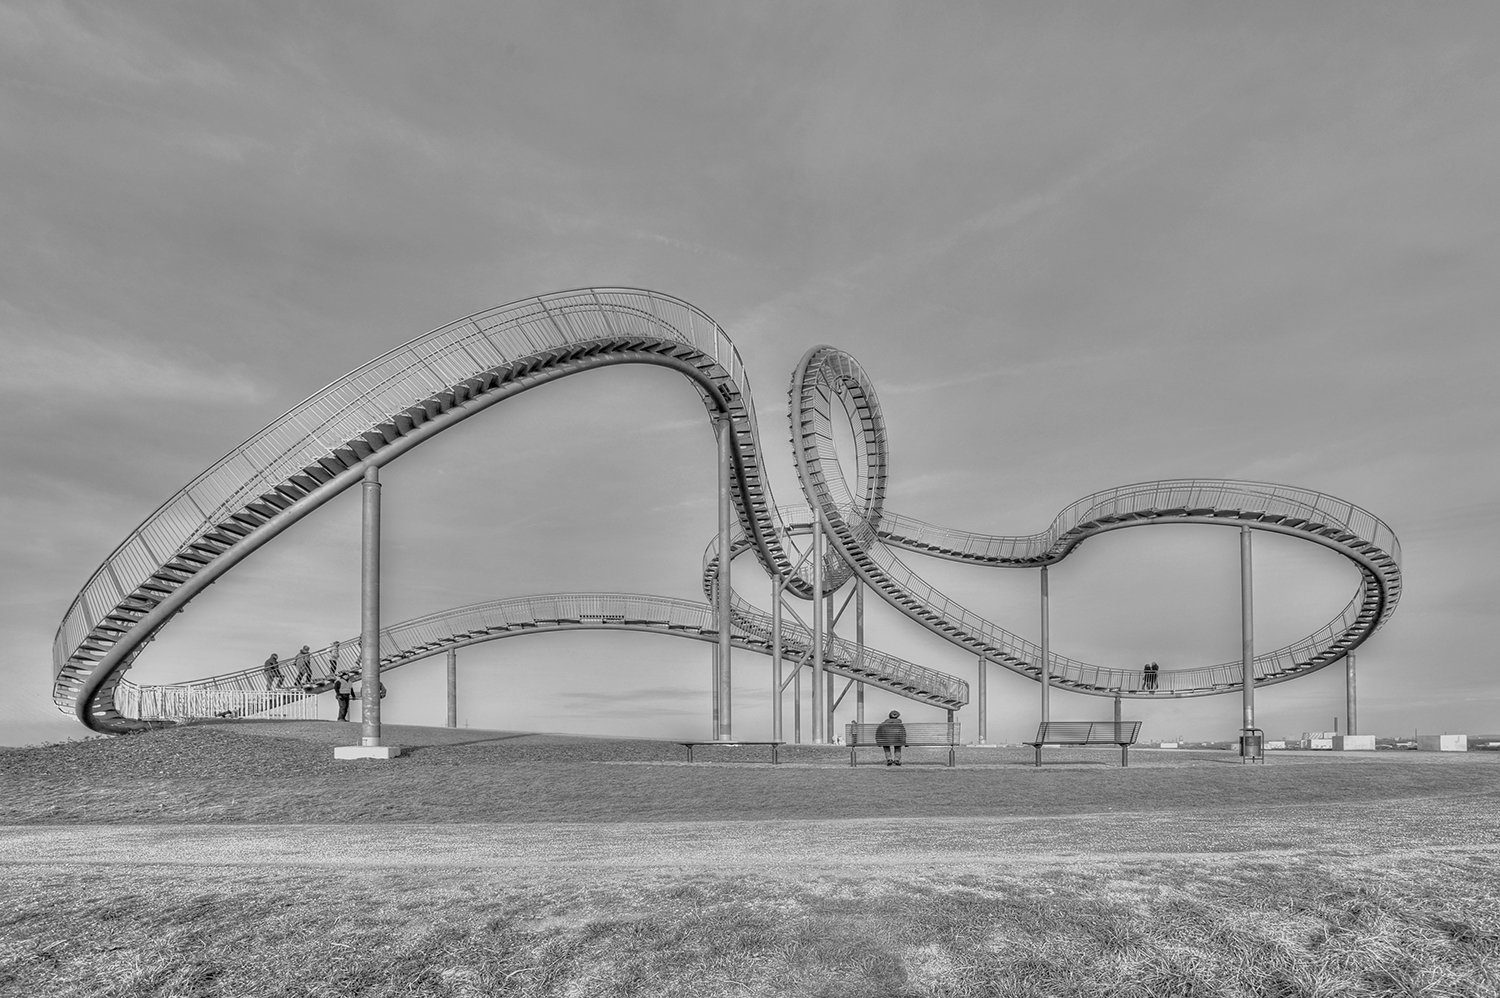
xmin=53 ymin=288 xmax=1402 ymax=735
xmin=111 ymin=592 xmax=964 ymax=721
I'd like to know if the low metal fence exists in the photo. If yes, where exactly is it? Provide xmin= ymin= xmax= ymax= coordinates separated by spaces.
xmin=117 ymin=681 xmax=322 ymax=722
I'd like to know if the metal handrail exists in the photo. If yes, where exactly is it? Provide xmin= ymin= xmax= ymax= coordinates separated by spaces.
xmin=117 ymin=592 xmax=968 ymax=715
xmin=54 ymin=290 xmax=1402 ymax=732
xmin=54 ymin=289 xmax=821 ymax=725
xmin=788 ymin=346 xmax=1401 ymax=697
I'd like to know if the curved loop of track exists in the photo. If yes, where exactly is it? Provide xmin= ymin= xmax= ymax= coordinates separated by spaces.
xmin=784 ymin=346 xmax=1400 ymax=700
xmin=53 ymin=289 xmax=1401 ymax=733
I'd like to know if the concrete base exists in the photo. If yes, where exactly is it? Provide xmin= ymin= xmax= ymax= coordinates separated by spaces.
xmin=334 ymin=745 xmax=403 ymax=760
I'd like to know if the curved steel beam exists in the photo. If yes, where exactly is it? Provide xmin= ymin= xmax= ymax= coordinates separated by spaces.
xmin=55 ymin=289 xmax=1401 ymax=733
xmin=787 ymin=345 xmax=1400 ymax=698
xmin=118 ymin=593 xmax=967 ymax=716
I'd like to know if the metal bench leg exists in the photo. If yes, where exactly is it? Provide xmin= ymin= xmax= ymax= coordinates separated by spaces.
xmin=1034 ymin=744 xmax=1042 ymax=767
xmin=771 ymin=744 xmax=778 ymax=765
xmin=849 ymin=747 xmax=856 ymax=768
xmin=1121 ymin=744 xmax=1128 ymax=768
xmin=686 ymin=744 xmax=694 ymax=763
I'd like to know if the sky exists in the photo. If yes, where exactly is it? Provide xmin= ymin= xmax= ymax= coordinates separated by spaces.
xmin=2 ymin=1 xmax=1497 ymax=747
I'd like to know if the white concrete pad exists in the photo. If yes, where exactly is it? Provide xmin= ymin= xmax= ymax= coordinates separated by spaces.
xmin=333 ymin=745 xmax=403 ymax=759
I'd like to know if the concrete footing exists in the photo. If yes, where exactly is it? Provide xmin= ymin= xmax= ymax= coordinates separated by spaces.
xmin=334 ymin=745 xmax=403 ymax=760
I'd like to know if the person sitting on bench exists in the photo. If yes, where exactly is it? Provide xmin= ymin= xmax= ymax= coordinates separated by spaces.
xmin=877 ymin=710 xmax=907 ymax=767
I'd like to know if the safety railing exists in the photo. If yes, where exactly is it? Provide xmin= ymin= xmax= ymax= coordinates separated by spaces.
xmin=116 ymin=681 xmax=321 ymax=722
xmin=55 ymin=288 xmax=797 ymax=709
xmin=878 ymin=479 xmax=1401 ymax=572
xmin=116 ymin=590 xmax=968 ymax=716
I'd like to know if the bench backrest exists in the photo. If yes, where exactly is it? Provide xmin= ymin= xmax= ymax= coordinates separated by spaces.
xmin=1033 ymin=721 xmax=1142 ymax=745
xmin=845 ymin=722 xmax=959 ymax=746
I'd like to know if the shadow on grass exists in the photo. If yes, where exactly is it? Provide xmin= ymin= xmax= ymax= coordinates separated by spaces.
xmin=400 ymin=733 xmax=542 ymax=756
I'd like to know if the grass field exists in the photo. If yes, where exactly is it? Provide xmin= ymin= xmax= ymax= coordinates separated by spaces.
xmin=2 ymin=721 xmax=1498 ymax=996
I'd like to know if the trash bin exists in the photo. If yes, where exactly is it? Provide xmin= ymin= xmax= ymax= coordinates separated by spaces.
xmin=1240 ymin=728 xmax=1264 ymax=762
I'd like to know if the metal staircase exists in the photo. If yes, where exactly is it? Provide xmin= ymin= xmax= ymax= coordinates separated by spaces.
xmin=788 ymin=346 xmax=1401 ymax=697
xmin=116 ymin=593 xmax=967 ymax=719
xmin=53 ymin=289 xmax=1400 ymax=733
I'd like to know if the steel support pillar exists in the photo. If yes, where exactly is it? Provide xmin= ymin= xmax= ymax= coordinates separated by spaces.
xmin=716 ymin=415 xmax=733 ymax=740
xmin=811 ymin=517 xmax=824 ymax=744
xmin=1346 ymin=653 xmax=1357 ymax=736
xmin=826 ymin=588 xmax=835 ymax=740
xmin=360 ymin=466 xmax=383 ymax=747
xmin=446 ymin=647 xmax=457 ymax=728
xmin=978 ymin=657 xmax=987 ymax=744
xmin=793 ymin=661 xmax=802 ymax=743
xmin=771 ymin=572 xmax=783 ymax=742
xmin=1040 ymin=565 xmax=1051 ymax=724
xmin=855 ymin=580 xmax=865 ymax=725
xmin=827 ymin=670 xmax=835 ymax=743
xmin=1240 ymin=525 xmax=1257 ymax=752
xmin=1114 ymin=693 xmax=1122 ymax=741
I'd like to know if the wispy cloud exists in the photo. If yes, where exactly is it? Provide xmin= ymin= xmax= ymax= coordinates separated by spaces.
xmin=0 ymin=326 xmax=265 ymax=404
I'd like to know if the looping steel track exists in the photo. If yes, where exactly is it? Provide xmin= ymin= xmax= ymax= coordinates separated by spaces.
xmin=53 ymin=289 xmax=1401 ymax=733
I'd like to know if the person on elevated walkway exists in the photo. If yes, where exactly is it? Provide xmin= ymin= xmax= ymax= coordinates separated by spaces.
xmin=291 ymin=645 xmax=313 ymax=688
xmin=262 ymin=653 xmax=282 ymax=690
xmin=877 ymin=710 xmax=907 ymax=767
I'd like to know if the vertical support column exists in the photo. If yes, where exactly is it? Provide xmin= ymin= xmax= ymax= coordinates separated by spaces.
xmin=446 ymin=647 xmax=457 ymax=729
xmin=826 ymin=588 xmax=835 ymax=740
xmin=1039 ymin=565 xmax=1051 ymax=724
xmin=1346 ymin=653 xmax=1357 ymax=736
xmin=811 ymin=518 xmax=824 ymax=744
xmin=793 ymin=660 xmax=802 ymax=743
xmin=978 ymin=657 xmax=988 ymax=745
xmin=855 ymin=580 xmax=865 ymax=726
xmin=711 ymin=638 xmax=721 ymax=739
xmin=716 ymin=414 xmax=733 ymax=741
xmin=360 ymin=466 xmax=383 ymax=747
xmin=1114 ymin=693 xmax=1122 ymax=742
xmin=1240 ymin=525 xmax=1257 ymax=749
xmin=771 ymin=573 xmax=783 ymax=742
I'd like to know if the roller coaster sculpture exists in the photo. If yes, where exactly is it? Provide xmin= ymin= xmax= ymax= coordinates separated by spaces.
xmin=53 ymin=289 xmax=1402 ymax=737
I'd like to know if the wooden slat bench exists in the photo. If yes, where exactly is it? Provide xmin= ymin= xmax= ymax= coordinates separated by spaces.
xmin=844 ymin=722 xmax=961 ymax=767
xmin=1027 ymin=721 xmax=1142 ymax=767
xmin=676 ymin=741 xmax=784 ymax=764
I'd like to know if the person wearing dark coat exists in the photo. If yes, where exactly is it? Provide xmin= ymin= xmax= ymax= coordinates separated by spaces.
xmin=291 ymin=645 xmax=313 ymax=688
xmin=876 ymin=710 xmax=907 ymax=766
xmin=262 ymin=653 xmax=282 ymax=689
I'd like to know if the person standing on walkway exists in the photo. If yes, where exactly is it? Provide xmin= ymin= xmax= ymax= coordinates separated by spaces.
xmin=326 ymin=640 xmax=341 ymax=681
xmin=876 ymin=709 xmax=907 ymax=767
xmin=291 ymin=645 xmax=313 ymax=688
xmin=262 ymin=653 xmax=282 ymax=689
xmin=333 ymin=671 xmax=356 ymax=722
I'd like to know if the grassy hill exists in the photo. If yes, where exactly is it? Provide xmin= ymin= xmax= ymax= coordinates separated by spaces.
xmin=1 ymin=721 xmax=1497 ymax=996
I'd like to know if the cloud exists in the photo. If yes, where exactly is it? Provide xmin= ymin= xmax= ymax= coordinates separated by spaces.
xmin=0 ymin=325 xmax=265 ymax=404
